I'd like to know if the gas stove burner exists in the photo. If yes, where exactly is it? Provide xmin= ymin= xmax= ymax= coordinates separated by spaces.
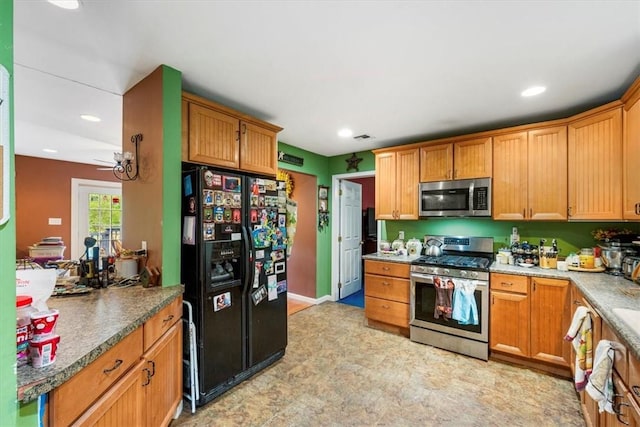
xmin=412 ymin=255 xmax=491 ymax=270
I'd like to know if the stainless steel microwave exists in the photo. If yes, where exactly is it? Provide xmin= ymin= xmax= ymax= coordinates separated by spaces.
xmin=419 ymin=178 xmax=491 ymax=217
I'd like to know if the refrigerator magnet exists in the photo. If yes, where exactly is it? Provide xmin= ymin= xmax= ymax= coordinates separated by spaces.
xmin=255 ymin=250 xmax=265 ymax=260
xmin=223 ymin=207 xmax=232 ymax=222
xmin=264 ymin=261 xmax=274 ymax=275
xmin=258 ymin=195 xmax=265 ymax=207
xmin=187 ymin=197 xmax=196 ymax=213
xmin=278 ymin=214 xmax=286 ymax=227
xmin=204 ymin=223 xmax=215 ymax=240
xmin=214 ymin=206 xmax=224 ymax=223
xmin=270 ymin=250 xmax=284 ymax=261
xmin=232 ymin=193 xmax=242 ymax=207
xmin=250 ymin=195 xmax=259 ymax=207
xmin=223 ymin=176 xmax=241 ymax=192
xmin=204 ymin=170 xmax=215 ymax=188
xmin=265 ymin=180 xmax=277 ymax=191
xmin=204 ymin=208 xmax=213 ymax=221
xmin=213 ymin=292 xmax=231 ymax=312
xmin=277 ymin=280 xmax=287 ymax=294
xmin=212 ymin=174 xmax=222 ymax=187
xmin=250 ymin=209 xmax=258 ymax=223
xmin=214 ymin=191 xmax=223 ymax=206
xmin=275 ymin=262 xmax=285 ymax=274
xmin=183 ymin=175 xmax=193 ymax=196
xmin=182 ymin=216 xmax=196 ymax=245
xmin=232 ymin=209 xmax=241 ymax=223
xmin=203 ymin=190 xmax=213 ymax=206
xmin=251 ymin=285 xmax=267 ymax=305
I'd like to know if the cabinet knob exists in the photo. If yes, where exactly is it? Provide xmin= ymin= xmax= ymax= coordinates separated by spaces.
xmin=381 ymin=304 xmax=390 ymax=309
xmin=501 ymin=282 xmax=513 ymax=287
xmin=636 ymin=202 xmax=640 ymax=215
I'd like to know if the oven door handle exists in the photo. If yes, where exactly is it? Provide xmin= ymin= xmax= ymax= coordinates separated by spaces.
xmin=410 ymin=273 xmax=435 ymax=284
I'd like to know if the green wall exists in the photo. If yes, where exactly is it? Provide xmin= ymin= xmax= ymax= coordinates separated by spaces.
xmin=383 ymin=219 xmax=640 ymax=256
xmin=328 ymin=151 xmax=375 ymax=176
xmin=161 ymin=65 xmax=182 ymax=287
xmin=0 ymin=1 xmax=17 ymax=425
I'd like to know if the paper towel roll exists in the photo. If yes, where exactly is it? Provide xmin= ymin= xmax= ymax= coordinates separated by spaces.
xmin=115 ymin=258 xmax=138 ymax=278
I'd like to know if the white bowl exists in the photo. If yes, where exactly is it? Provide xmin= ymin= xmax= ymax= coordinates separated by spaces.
xmin=519 ymin=263 xmax=534 ymax=268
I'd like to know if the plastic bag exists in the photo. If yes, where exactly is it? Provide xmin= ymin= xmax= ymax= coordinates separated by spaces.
xmin=16 ymin=269 xmax=56 ymax=311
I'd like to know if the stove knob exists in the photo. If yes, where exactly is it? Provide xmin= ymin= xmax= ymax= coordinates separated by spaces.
xmin=460 ymin=270 xmax=468 ymax=277
xmin=443 ymin=268 xmax=450 ymax=275
xmin=471 ymin=271 xmax=478 ymax=279
xmin=429 ymin=267 xmax=437 ymax=274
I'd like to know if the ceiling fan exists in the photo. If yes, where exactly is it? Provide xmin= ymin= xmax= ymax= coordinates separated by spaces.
xmin=94 ymin=158 xmax=114 ymax=171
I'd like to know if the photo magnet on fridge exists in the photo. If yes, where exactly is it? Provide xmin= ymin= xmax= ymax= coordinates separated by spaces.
xmin=183 ymin=175 xmax=193 ymax=196
xmin=213 ymin=292 xmax=231 ymax=312
xmin=182 ymin=216 xmax=195 ymax=245
xmin=251 ymin=285 xmax=268 ymax=305
xmin=277 ymin=280 xmax=287 ymax=294
xmin=275 ymin=262 xmax=285 ymax=274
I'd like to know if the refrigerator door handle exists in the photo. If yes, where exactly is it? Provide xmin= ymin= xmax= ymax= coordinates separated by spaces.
xmin=242 ymin=225 xmax=256 ymax=292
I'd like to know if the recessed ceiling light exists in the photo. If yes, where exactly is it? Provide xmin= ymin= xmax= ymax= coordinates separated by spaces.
xmin=43 ymin=148 xmax=58 ymax=153
xmin=47 ymin=0 xmax=80 ymax=9
xmin=521 ymin=86 xmax=546 ymax=97
xmin=337 ymin=128 xmax=353 ymax=138
xmin=80 ymin=114 xmax=101 ymax=122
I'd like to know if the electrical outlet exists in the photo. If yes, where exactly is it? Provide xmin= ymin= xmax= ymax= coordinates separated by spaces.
xmin=141 ymin=241 xmax=147 ymax=251
xmin=398 ymin=231 xmax=405 ymax=240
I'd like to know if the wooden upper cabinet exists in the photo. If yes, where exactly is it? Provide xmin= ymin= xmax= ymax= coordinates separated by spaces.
xmin=528 ymin=127 xmax=568 ymax=220
xmin=374 ymin=148 xmax=419 ymax=220
xmin=454 ymin=137 xmax=492 ymax=180
xmin=419 ymin=137 xmax=492 ymax=182
xmin=240 ymin=121 xmax=278 ymax=176
xmin=183 ymin=92 xmax=282 ymax=176
xmin=493 ymin=132 xmax=528 ymax=220
xmin=420 ymin=144 xmax=452 ymax=181
xmin=375 ymin=152 xmax=397 ymax=220
xmin=188 ymin=103 xmax=240 ymax=169
xmin=493 ymin=127 xmax=567 ymax=221
xmin=623 ymin=76 xmax=640 ymax=220
xmin=568 ymin=106 xmax=623 ymax=220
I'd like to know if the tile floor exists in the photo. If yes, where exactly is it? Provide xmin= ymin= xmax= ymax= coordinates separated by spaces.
xmin=174 ymin=302 xmax=586 ymax=427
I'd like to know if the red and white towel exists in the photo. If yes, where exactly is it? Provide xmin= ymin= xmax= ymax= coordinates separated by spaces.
xmin=564 ymin=306 xmax=593 ymax=391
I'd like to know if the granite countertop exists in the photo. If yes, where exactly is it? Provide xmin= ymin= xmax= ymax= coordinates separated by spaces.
xmin=491 ymin=263 xmax=640 ymax=360
xmin=362 ymin=252 xmax=421 ymax=264
xmin=17 ymin=284 xmax=183 ymax=403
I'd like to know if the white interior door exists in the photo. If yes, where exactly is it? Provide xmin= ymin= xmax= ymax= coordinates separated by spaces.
xmin=338 ymin=179 xmax=362 ymax=299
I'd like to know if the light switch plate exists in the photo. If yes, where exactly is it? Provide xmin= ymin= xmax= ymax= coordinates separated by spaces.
xmin=48 ymin=217 xmax=62 ymax=225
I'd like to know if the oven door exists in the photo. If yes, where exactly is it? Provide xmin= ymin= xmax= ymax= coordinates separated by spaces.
xmin=410 ymin=272 xmax=488 ymax=342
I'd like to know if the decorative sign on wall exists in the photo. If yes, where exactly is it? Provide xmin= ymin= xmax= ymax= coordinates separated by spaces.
xmin=278 ymin=151 xmax=304 ymax=167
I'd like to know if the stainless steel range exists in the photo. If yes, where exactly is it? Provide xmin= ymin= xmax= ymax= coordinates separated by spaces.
xmin=410 ymin=235 xmax=493 ymax=361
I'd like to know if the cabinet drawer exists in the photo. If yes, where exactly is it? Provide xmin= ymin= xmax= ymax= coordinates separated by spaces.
xmin=50 ymin=327 xmax=143 ymax=427
xmin=365 ymin=296 xmax=409 ymax=328
xmin=491 ymin=273 xmax=528 ymax=294
xmin=602 ymin=320 xmax=628 ymax=381
xmin=365 ymin=274 xmax=409 ymax=303
xmin=364 ymin=260 xmax=410 ymax=278
xmin=144 ymin=297 xmax=182 ymax=352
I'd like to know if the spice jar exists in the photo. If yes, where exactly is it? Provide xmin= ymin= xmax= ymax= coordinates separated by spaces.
xmin=16 ymin=295 xmax=37 ymax=367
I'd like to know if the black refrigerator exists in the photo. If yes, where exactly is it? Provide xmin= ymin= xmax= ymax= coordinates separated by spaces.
xmin=181 ymin=163 xmax=288 ymax=406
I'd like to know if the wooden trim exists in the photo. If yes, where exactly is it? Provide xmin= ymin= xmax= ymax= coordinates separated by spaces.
xmin=365 ymin=317 xmax=410 ymax=337
xmin=490 ymin=352 xmax=572 ymax=379
xmin=622 ymin=75 xmax=640 ymax=107
xmin=182 ymin=91 xmax=283 ymax=132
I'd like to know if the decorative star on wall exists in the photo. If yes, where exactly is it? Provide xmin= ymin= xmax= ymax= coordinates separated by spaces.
xmin=345 ymin=153 xmax=363 ymax=172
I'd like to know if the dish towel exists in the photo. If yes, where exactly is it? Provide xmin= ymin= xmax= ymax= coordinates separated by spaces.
xmin=586 ymin=339 xmax=615 ymax=414
xmin=433 ymin=276 xmax=454 ymax=320
xmin=451 ymin=279 xmax=479 ymax=325
xmin=564 ymin=306 xmax=593 ymax=391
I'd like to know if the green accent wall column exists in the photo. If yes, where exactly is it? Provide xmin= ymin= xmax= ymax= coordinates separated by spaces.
xmin=0 ymin=0 xmax=17 ymax=425
xmin=161 ymin=65 xmax=182 ymax=287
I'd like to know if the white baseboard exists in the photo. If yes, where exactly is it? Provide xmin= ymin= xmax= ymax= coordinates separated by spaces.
xmin=287 ymin=292 xmax=335 ymax=305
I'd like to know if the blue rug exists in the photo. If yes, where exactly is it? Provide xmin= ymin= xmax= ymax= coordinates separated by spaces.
xmin=338 ymin=289 xmax=364 ymax=308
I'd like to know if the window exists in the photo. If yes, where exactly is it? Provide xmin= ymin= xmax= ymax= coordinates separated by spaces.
xmin=71 ymin=179 xmax=122 ymax=260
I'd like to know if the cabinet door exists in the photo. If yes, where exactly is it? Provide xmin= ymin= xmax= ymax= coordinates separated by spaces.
xmin=528 ymin=126 xmax=568 ymax=220
xmin=143 ymin=323 xmax=182 ymax=427
xmin=375 ymin=152 xmax=397 ymax=220
xmin=623 ymin=96 xmax=640 ymax=219
xmin=420 ymin=143 xmax=452 ymax=182
xmin=72 ymin=360 xmax=146 ymax=427
xmin=396 ymin=148 xmax=420 ymax=219
xmin=530 ymin=277 xmax=571 ymax=367
xmin=188 ymin=103 xmax=240 ymax=169
xmin=240 ymin=121 xmax=278 ymax=176
xmin=490 ymin=290 xmax=530 ymax=357
xmin=568 ymin=108 xmax=622 ymax=220
xmin=454 ymin=137 xmax=492 ymax=179
xmin=492 ymin=132 xmax=528 ymax=220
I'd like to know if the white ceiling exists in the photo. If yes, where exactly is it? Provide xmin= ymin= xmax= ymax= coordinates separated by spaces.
xmin=13 ymin=1 xmax=640 ymax=166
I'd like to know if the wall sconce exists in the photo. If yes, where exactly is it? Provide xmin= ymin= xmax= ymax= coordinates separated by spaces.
xmin=113 ymin=133 xmax=142 ymax=181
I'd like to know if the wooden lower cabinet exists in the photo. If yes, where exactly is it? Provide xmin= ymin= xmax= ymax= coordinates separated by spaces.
xmin=489 ymin=273 xmax=571 ymax=374
xmin=364 ymin=260 xmax=410 ymax=334
xmin=50 ymin=297 xmax=183 ymax=427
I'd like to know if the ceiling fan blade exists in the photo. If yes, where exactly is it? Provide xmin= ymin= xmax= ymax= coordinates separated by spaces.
xmin=96 ymin=167 xmax=113 ymax=170
xmin=93 ymin=158 xmax=113 ymax=165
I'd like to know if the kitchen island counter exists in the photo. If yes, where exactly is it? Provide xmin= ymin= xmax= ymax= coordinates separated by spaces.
xmin=17 ymin=284 xmax=183 ymax=403
xmin=491 ymin=263 xmax=640 ymax=360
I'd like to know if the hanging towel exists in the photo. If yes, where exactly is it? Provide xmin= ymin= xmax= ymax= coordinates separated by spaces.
xmin=564 ymin=306 xmax=593 ymax=391
xmin=586 ymin=340 xmax=615 ymax=414
xmin=451 ymin=279 xmax=479 ymax=326
xmin=433 ymin=276 xmax=454 ymax=320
